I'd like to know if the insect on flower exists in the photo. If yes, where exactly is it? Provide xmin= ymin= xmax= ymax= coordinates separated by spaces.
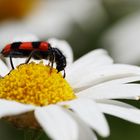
xmin=0 ymin=41 xmax=67 ymax=77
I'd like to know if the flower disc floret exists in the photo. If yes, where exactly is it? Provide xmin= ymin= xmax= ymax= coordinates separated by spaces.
xmin=0 ymin=62 xmax=75 ymax=106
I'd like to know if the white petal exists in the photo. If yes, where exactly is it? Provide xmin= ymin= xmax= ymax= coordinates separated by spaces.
xmin=77 ymin=122 xmax=97 ymax=140
xmin=12 ymin=58 xmax=27 ymax=68
xmin=77 ymin=84 xmax=140 ymax=100
xmin=0 ymin=99 xmax=35 ymax=118
xmin=68 ymin=49 xmax=113 ymax=73
xmin=97 ymin=99 xmax=137 ymax=109
xmin=96 ymin=76 xmax=140 ymax=85
xmin=1 ymin=57 xmax=11 ymax=70
xmin=73 ymin=64 xmax=140 ymax=92
xmin=3 ymin=55 xmax=27 ymax=69
xmin=64 ymin=109 xmax=98 ymax=140
xmin=34 ymin=105 xmax=78 ymax=140
xmin=98 ymin=102 xmax=140 ymax=124
xmin=48 ymin=38 xmax=73 ymax=65
xmin=0 ymin=59 xmax=10 ymax=76
xmin=67 ymin=98 xmax=109 ymax=137
xmin=66 ymin=49 xmax=113 ymax=84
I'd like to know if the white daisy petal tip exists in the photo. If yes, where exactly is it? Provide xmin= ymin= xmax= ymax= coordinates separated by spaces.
xmin=77 ymin=83 xmax=140 ymax=100
xmin=48 ymin=38 xmax=73 ymax=64
xmin=98 ymin=100 xmax=140 ymax=124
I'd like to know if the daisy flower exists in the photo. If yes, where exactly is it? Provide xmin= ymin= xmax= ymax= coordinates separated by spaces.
xmin=1 ymin=38 xmax=140 ymax=140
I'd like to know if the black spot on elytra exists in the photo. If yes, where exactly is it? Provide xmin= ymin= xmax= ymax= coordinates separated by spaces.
xmin=11 ymin=42 xmax=22 ymax=49
xmin=32 ymin=42 xmax=41 ymax=48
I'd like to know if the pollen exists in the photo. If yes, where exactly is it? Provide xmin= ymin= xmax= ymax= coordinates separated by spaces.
xmin=0 ymin=62 xmax=76 ymax=106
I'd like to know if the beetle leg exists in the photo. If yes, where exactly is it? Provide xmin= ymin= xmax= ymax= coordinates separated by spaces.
xmin=49 ymin=51 xmax=55 ymax=74
xmin=9 ymin=51 xmax=24 ymax=69
xmin=9 ymin=55 xmax=14 ymax=69
xmin=57 ymin=69 xmax=66 ymax=78
xmin=8 ymin=51 xmax=15 ymax=69
xmin=63 ymin=69 xmax=66 ymax=78
xmin=25 ymin=50 xmax=37 ymax=64
xmin=51 ymin=51 xmax=55 ymax=69
xmin=47 ymin=61 xmax=50 ymax=66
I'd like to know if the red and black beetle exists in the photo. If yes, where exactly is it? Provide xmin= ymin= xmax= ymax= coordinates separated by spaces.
xmin=1 ymin=41 xmax=66 ymax=77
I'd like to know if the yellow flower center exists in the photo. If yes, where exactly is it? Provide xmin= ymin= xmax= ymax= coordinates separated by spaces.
xmin=0 ymin=62 xmax=76 ymax=106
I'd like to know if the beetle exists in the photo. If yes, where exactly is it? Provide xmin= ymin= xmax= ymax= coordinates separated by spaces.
xmin=1 ymin=41 xmax=66 ymax=77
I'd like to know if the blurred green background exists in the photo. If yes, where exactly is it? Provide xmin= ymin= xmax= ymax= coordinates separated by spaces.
xmin=0 ymin=0 xmax=140 ymax=140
